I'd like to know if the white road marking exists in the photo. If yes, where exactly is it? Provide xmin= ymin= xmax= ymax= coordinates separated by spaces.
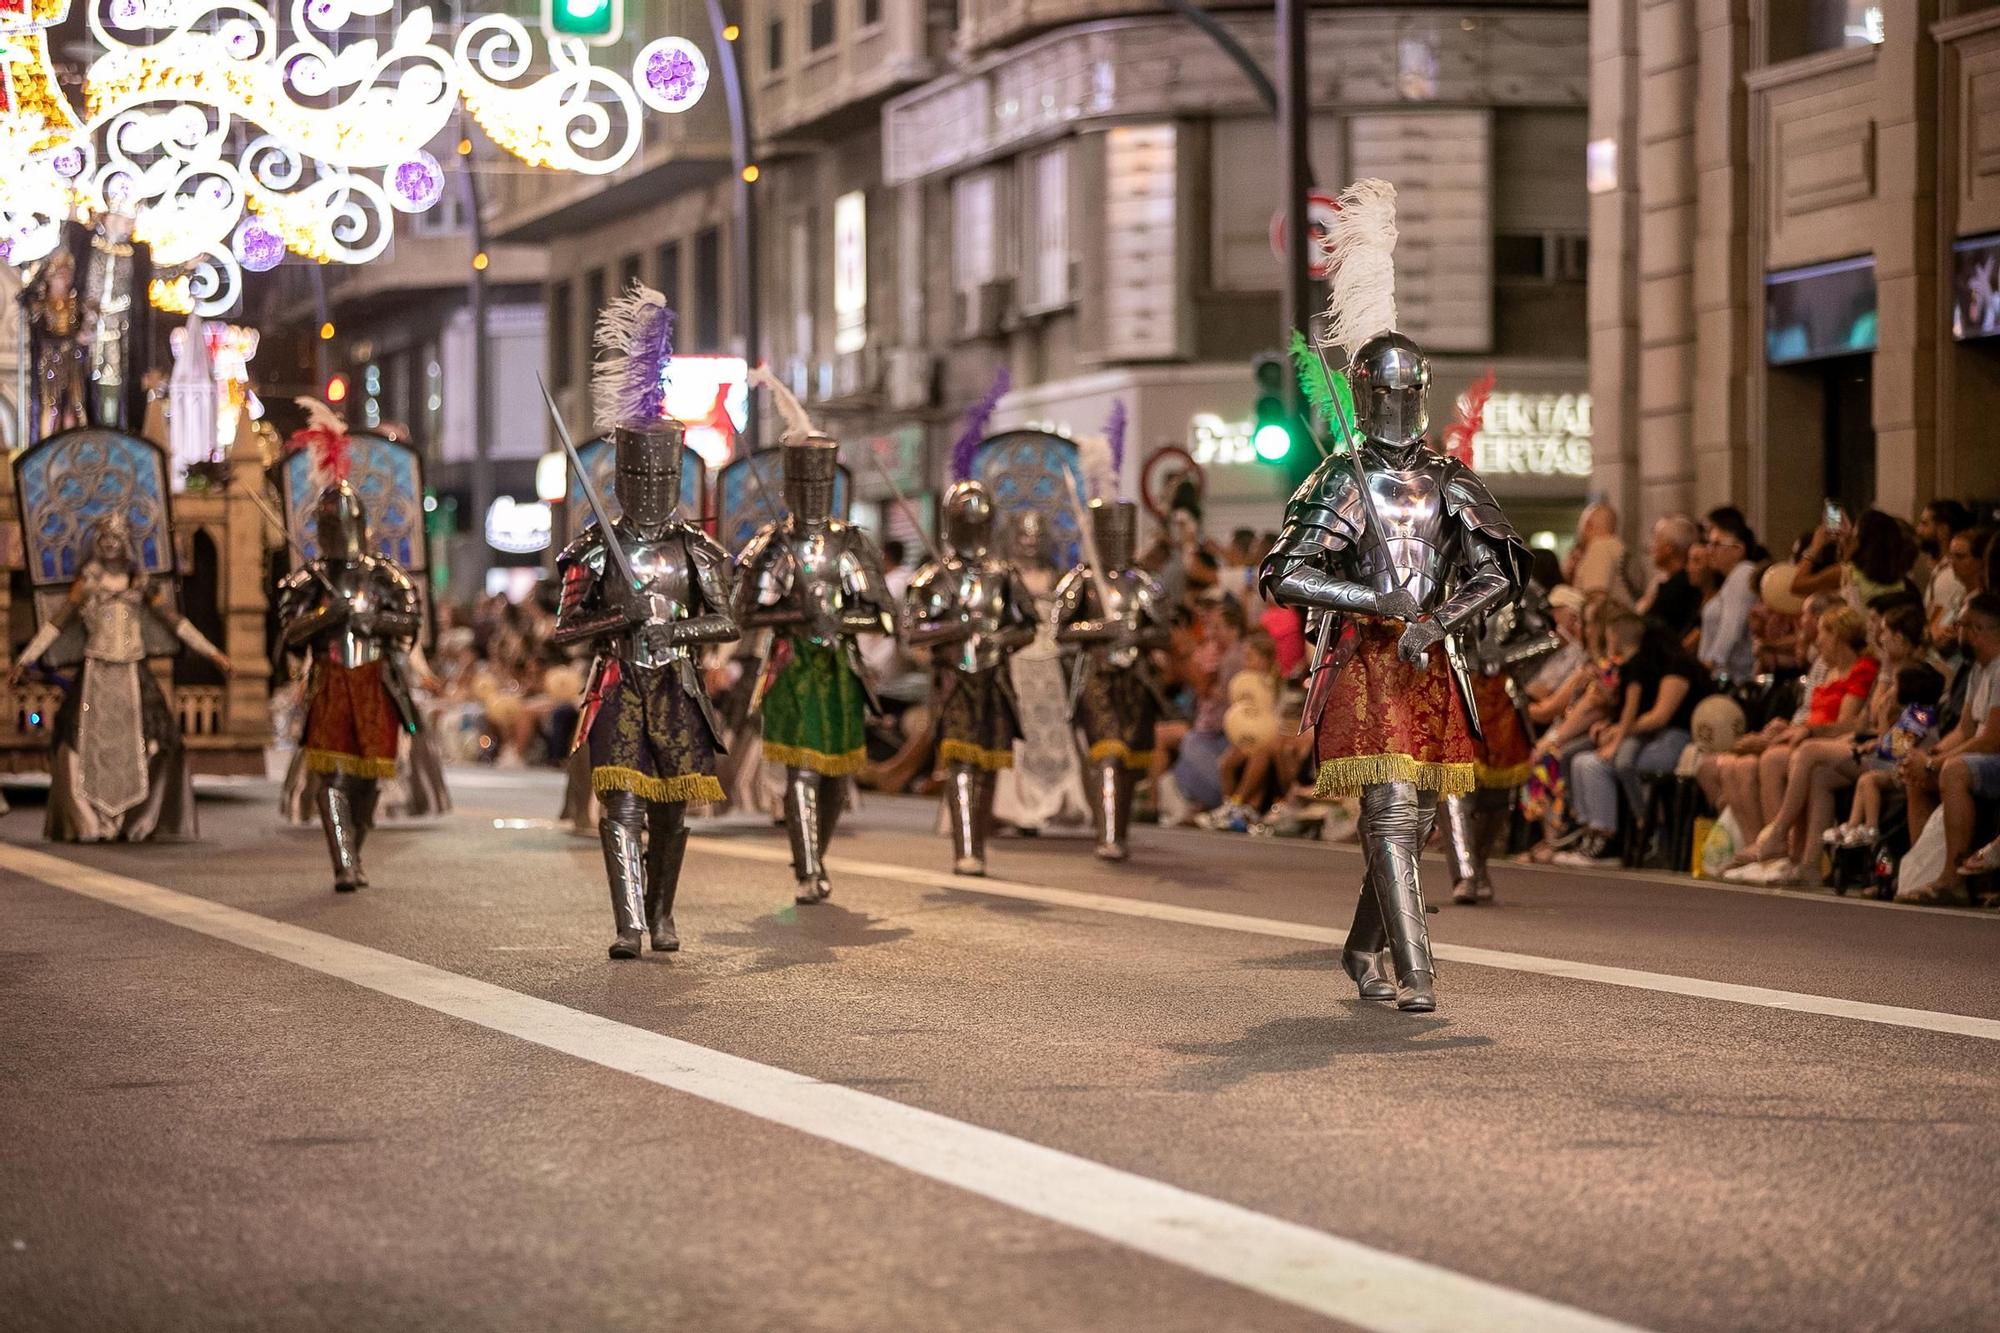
xmin=685 ymin=838 xmax=2000 ymax=1044
xmin=0 ymin=843 xmax=1642 ymax=1333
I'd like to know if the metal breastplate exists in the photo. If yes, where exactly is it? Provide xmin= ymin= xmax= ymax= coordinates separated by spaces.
xmin=319 ymin=562 xmax=385 ymax=667
xmin=1350 ymin=465 xmax=1449 ymax=610
xmin=950 ymin=558 xmax=1010 ymax=672
xmin=790 ymin=527 xmax=856 ymax=646
xmin=1094 ymin=569 xmax=1152 ymax=669
xmin=622 ymin=533 xmax=694 ymax=669
xmin=83 ymin=592 xmax=146 ymax=664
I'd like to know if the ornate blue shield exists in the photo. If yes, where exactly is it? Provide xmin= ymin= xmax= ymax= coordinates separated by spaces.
xmin=14 ymin=428 xmax=176 ymax=587
xmin=717 ymin=449 xmax=850 ymax=553
xmin=276 ymin=433 xmax=427 ymax=572
xmin=565 ymin=437 xmax=707 ymax=544
xmin=969 ymin=430 xmax=1083 ymax=569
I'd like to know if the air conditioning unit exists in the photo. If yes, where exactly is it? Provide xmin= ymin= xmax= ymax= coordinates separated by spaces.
xmin=886 ymin=348 xmax=936 ymax=411
xmin=831 ymin=345 xmax=883 ymax=400
xmin=954 ymin=277 xmax=1013 ymax=340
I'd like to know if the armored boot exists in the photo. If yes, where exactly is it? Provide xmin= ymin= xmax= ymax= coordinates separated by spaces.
xmin=645 ymin=801 xmax=688 ymax=952
xmin=784 ymin=766 xmax=829 ymax=903
xmin=317 ymin=772 xmax=365 ymax=893
xmin=945 ymin=763 xmax=986 ymax=876
xmin=1442 ymin=792 xmax=1481 ymax=906
xmin=1340 ymin=879 xmax=1396 ymax=1002
xmin=350 ymin=777 xmax=380 ymax=889
xmin=598 ymin=790 xmax=649 ymax=959
xmin=812 ymin=773 xmax=846 ymax=901
xmin=1360 ymin=781 xmax=1439 ymax=1012
xmin=1092 ymin=758 xmax=1133 ymax=861
xmin=1473 ymin=790 xmax=1511 ymax=903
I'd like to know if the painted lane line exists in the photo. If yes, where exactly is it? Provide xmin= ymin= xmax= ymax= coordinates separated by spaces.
xmin=0 ymin=843 xmax=1645 ymax=1333
xmin=685 ymin=838 xmax=2000 ymax=1045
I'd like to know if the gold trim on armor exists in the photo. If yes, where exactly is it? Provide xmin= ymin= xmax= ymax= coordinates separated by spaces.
xmin=938 ymin=739 xmax=1015 ymax=771
xmin=591 ymin=766 xmax=726 ymax=804
xmin=1313 ymin=754 xmax=1475 ymax=798
xmin=1473 ymin=761 xmax=1532 ymax=790
xmin=1087 ymin=739 xmax=1155 ymax=771
xmin=762 ymin=741 xmax=868 ymax=777
xmin=303 ymin=749 xmax=398 ymax=779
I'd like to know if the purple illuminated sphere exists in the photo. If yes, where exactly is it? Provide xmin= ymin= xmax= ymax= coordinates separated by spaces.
xmin=234 ymin=219 xmax=285 ymax=273
xmin=390 ymin=154 xmax=445 ymax=212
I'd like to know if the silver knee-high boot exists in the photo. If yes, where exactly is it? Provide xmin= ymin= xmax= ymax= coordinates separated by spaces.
xmin=1341 ymin=879 xmax=1396 ymax=1002
xmin=1092 ymin=759 xmax=1133 ymax=861
xmin=645 ymin=801 xmax=687 ymax=952
xmin=1443 ymin=792 xmax=1482 ymax=906
xmin=784 ymin=766 xmax=831 ymax=904
xmin=599 ymin=789 xmax=649 ymax=959
xmin=1360 ymin=781 xmax=1440 ymax=1012
xmin=813 ymin=774 xmax=845 ymax=900
xmin=350 ymin=778 xmax=379 ymax=888
xmin=317 ymin=772 xmax=365 ymax=892
xmin=945 ymin=763 xmax=985 ymax=876
xmin=1473 ymin=789 xmax=1511 ymax=902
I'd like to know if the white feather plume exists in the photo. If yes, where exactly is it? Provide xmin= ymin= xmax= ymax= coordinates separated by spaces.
xmin=1076 ymin=434 xmax=1116 ymax=504
xmin=294 ymin=396 xmax=345 ymax=435
xmin=590 ymin=282 xmax=673 ymax=434
xmin=1321 ymin=178 xmax=1399 ymax=358
xmin=747 ymin=365 xmax=817 ymax=443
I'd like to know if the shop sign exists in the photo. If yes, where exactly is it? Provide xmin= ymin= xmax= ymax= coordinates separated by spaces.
xmin=845 ymin=425 xmax=925 ymax=496
xmin=485 ymin=496 xmax=552 ymax=554
xmin=833 ymin=191 xmax=867 ymax=355
xmin=1189 ymin=413 xmax=1256 ymax=467
xmin=1471 ymin=392 xmax=1593 ymax=478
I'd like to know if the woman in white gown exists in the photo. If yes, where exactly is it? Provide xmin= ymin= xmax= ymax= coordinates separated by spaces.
xmin=991 ymin=512 xmax=1089 ymax=832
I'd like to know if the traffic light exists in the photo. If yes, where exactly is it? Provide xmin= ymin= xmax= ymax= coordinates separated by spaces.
xmin=543 ymin=0 xmax=622 ymax=45
xmin=325 ymin=373 xmax=350 ymax=405
xmin=1251 ymin=352 xmax=1298 ymax=463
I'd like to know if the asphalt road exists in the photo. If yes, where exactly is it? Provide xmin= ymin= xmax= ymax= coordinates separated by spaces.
xmin=2 ymin=768 xmax=1995 ymax=1333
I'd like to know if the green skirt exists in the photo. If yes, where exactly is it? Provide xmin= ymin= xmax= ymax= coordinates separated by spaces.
xmin=763 ymin=637 xmax=869 ymax=776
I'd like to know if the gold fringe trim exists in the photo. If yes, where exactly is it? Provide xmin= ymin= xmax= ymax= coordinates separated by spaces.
xmin=938 ymin=739 xmax=1015 ymax=772
xmin=1474 ymin=761 xmax=1532 ymax=790
xmin=303 ymin=749 xmax=397 ymax=779
xmin=591 ymin=766 xmax=726 ymax=804
xmin=1313 ymin=754 xmax=1475 ymax=798
xmin=1088 ymin=739 xmax=1155 ymax=772
xmin=762 ymin=741 xmax=868 ymax=777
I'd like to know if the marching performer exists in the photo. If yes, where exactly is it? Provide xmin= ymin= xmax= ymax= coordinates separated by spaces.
xmin=1440 ymin=585 xmax=1560 ymax=904
xmin=1054 ymin=498 xmax=1170 ymax=860
xmin=1261 ymin=180 xmax=1529 ymax=1012
xmin=278 ymin=482 xmax=424 ymax=891
xmin=904 ymin=480 xmax=1038 ymax=876
xmin=736 ymin=371 xmax=897 ymax=904
xmin=552 ymin=283 xmax=738 ymax=959
xmin=11 ymin=513 xmax=232 ymax=842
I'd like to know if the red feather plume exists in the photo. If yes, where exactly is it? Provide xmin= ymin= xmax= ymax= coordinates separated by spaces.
xmin=1444 ymin=369 xmax=1496 ymax=466
xmin=286 ymin=397 xmax=351 ymax=482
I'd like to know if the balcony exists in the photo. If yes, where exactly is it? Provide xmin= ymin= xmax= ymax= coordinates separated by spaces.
xmin=752 ymin=0 xmax=936 ymax=142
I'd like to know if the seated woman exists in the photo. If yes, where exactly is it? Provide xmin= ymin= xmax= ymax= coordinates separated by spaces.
xmin=1699 ymin=592 xmax=1839 ymax=837
xmin=1723 ymin=604 xmax=1883 ymax=882
xmin=1555 ymin=615 xmax=1710 ymax=866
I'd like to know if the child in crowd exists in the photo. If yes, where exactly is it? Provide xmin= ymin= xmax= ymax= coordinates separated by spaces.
xmin=1202 ymin=632 xmax=1284 ymax=831
xmin=1825 ymin=662 xmax=1946 ymax=849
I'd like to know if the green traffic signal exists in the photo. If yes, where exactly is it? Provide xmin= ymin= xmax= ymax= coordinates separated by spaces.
xmin=1253 ymin=421 xmax=1294 ymax=462
xmin=544 ymin=0 xmax=621 ymax=43
xmin=1250 ymin=351 xmax=1297 ymax=463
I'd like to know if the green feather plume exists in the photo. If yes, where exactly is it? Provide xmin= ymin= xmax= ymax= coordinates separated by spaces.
xmin=1289 ymin=330 xmax=1335 ymax=424
xmin=1329 ymin=370 xmax=1358 ymax=453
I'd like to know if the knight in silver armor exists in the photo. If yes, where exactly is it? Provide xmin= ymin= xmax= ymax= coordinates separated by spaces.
xmin=1261 ymin=331 xmax=1529 ymax=1011
xmin=278 ymin=482 xmax=424 ymax=892
xmin=1440 ymin=582 xmax=1562 ymax=905
xmin=554 ymin=421 xmax=738 ymax=958
xmin=1054 ymin=499 xmax=1171 ymax=860
xmin=735 ymin=434 xmax=896 ymax=903
xmin=904 ymin=480 xmax=1039 ymax=876
xmin=11 ymin=513 xmax=232 ymax=842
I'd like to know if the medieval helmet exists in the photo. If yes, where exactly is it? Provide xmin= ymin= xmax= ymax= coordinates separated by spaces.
xmin=782 ymin=433 xmax=839 ymax=525
xmin=613 ymin=423 xmax=685 ymax=534
xmin=941 ymin=480 xmax=994 ymax=558
xmin=315 ymin=480 xmax=369 ymax=562
xmin=1347 ymin=331 xmax=1431 ymax=448
xmin=1008 ymin=510 xmax=1050 ymax=568
xmin=1090 ymin=499 xmax=1138 ymax=570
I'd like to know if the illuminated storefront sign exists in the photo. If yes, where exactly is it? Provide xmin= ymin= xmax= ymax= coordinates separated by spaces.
xmin=484 ymin=496 xmax=552 ymax=554
xmin=1189 ymin=412 xmax=1256 ymax=466
xmin=1471 ymin=392 xmax=1593 ymax=478
xmin=662 ymin=354 xmax=749 ymax=467
xmin=833 ymin=190 xmax=866 ymax=355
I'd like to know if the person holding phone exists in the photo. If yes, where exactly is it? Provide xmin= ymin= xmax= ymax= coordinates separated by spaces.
xmin=1791 ymin=507 xmax=1919 ymax=611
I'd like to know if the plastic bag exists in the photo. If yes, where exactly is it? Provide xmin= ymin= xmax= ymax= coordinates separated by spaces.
xmin=1896 ymin=807 xmax=1948 ymax=899
xmin=1699 ymin=807 xmax=1743 ymax=879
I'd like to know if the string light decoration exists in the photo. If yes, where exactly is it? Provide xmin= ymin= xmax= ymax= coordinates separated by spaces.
xmin=0 ymin=0 xmax=707 ymax=313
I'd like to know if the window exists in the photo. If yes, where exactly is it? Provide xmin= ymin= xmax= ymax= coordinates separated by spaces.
xmin=549 ymin=281 xmax=574 ymax=390
xmin=1024 ymin=146 xmax=1070 ymax=310
xmin=808 ymin=0 xmax=834 ymax=49
xmin=952 ymin=171 xmax=1001 ymax=293
xmin=423 ymin=344 xmax=443 ymax=445
xmin=656 ymin=239 xmax=682 ymax=311
xmin=619 ymin=253 xmax=642 ymax=291
xmin=1495 ymin=234 xmax=1547 ymax=282
xmin=584 ymin=267 xmax=607 ymax=334
xmin=834 ymin=191 xmax=867 ymax=353
xmin=861 ymin=0 xmax=881 ymax=26
xmin=693 ymin=227 xmax=722 ymax=352
xmin=411 ymin=189 xmax=467 ymax=237
xmin=1770 ymin=0 xmax=1884 ymax=61
xmin=766 ymin=15 xmax=783 ymax=71
xmin=790 ymin=214 xmax=815 ymax=367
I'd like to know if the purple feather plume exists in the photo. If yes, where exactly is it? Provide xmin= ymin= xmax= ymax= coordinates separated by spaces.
xmin=591 ymin=283 xmax=676 ymax=433
xmin=951 ymin=367 xmax=1010 ymax=482
xmin=1104 ymin=399 xmax=1126 ymax=477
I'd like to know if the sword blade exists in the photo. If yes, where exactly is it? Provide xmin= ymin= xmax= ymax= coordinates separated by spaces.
xmin=537 ymin=374 xmax=642 ymax=593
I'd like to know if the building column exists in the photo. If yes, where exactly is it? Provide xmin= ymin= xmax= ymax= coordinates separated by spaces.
xmin=1692 ymin=0 xmax=1752 ymax=523
xmin=1589 ymin=0 xmax=1642 ymax=533
xmin=222 ymin=415 xmax=273 ymax=756
xmin=1636 ymin=0 xmax=1700 ymax=531
xmin=1873 ymin=0 xmax=1941 ymax=518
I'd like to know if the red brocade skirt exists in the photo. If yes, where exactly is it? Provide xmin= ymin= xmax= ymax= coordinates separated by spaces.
xmin=1470 ymin=670 xmax=1533 ymax=790
xmin=1311 ymin=619 xmax=1475 ymax=797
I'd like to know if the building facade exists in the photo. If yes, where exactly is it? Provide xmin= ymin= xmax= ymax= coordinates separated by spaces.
xmin=1591 ymin=0 xmax=2000 ymax=552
